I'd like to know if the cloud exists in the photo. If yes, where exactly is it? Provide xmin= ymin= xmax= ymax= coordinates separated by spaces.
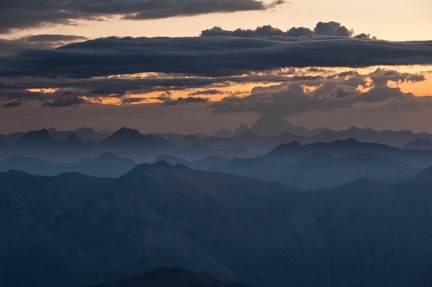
xmin=1 ymin=101 xmax=21 ymax=108
xmin=202 ymin=25 xmax=286 ymax=37
xmin=314 ymin=21 xmax=352 ymax=37
xmin=0 ymin=68 xmax=314 ymax=101
xmin=124 ymin=0 xmax=285 ymax=20
xmin=162 ymin=96 xmax=209 ymax=105
xmin=369 ymin=68 xmax=425 ymax=86
xmin=154 ymin=91 xmax=174 ymax=102
xmin=202 ymin=21 xmax=358 ymax=38
xmin=1 ymin=36 xmax=431 ymax=79
xmin=0 ymin=88 xmax=45 ymax=102
xmin=0 ymin=0 xmax=285 ymax=33
xmin=189 ymin=89 xmax=224 ymax=96
xmin=0 ymin=69 xmax=319 ymax=108
xmin=122 ymin=97 xmax=146 ymax=105
xmin=0 ymin=34 xmax=87 ymax=56
xmin=153 ymin=91 xmax=208 ymax=105
xmin=211 ymin=69 xmax=432 ymax=117
xmin=286 ymin=27 xmax=314 ymax=37
xmin=42 ymin=96 xmax=86 ymax=107
xmin=20 ymin=34 xmax=87 ymax=46
xmin=23 ymin=34 xmax=87 ymax=44
xmin=355 ymin=33 xmax=375 ymax=40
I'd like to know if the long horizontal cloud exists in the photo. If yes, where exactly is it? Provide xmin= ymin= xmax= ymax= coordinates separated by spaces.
xmin=0 ymin=34 xmax=87 ymax=56
xmin=42 ymin=95 xmax=87 ymax=107
xmin=152 ymin=91 xmax=209 ymax=106
xmin=1 ymin=36 xmax=432 ymax=78
xmin=0 ymin=69 xmax=314 ymax=97
xmin=0 ymin=0 xmax=284 ymax=33
xmin=124 ymin=0 xmax=284 ymax=20
xmin=0 ymin=69 xmax=313 ymax=108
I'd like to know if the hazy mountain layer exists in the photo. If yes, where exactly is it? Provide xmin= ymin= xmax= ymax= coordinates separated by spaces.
xmin=209 ymin=152 xmax=419 ymax=190
xmin=262 ymin=138 xmax=432 ymax=168
xmin=3 ymin=126 xmax=432 ymax=165
xmin=0 ymin=152 xmax=137 ymax=177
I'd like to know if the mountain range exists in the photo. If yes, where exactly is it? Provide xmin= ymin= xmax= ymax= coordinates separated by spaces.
xmin=4 ymin=128 xmax=432 ymax=190
xmin=2 ymin=162 xmax=432 ymax=286
xmin=3 ymin=121 xmax=432 ymax=165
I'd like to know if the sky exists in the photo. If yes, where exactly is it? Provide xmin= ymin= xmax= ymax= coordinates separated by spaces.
xmin=1 ymin=0 xmax=432 ymax=134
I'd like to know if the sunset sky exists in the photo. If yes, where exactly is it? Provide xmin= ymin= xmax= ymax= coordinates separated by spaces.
xmin=1 ymin=0 xmax=432 ymax=134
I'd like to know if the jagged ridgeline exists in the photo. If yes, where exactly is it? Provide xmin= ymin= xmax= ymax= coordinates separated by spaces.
xmin=2 ymin=160 xmax=432 ymax=287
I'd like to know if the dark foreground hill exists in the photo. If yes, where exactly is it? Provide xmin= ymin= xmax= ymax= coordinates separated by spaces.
xmin=407 ymin=265 xmax=432 ymax=287
xmin=88 ymin=266 xmax=254 ymax=287
xmin=1 ymin=163 xmax=432 ymax=287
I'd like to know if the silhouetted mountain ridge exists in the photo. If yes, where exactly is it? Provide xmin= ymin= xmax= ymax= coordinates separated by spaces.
xmin=2 ymin=162 xmax=432 ymax=286
xmin=262 ymin=138 xmax=432 ymax=168
xmin=0 ymin=152 xmax=137 ymax=177
xmin=88 ymin=266 xmax=254 ymax=287
xmin=14 ymin=129 xmax=57 ymax=146
xmin=402 ymin=138 xmax=432 ymax=150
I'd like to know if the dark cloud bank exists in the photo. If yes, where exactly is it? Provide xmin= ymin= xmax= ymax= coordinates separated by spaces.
xmin=0 ymin=0 xmax=285 ymax=33
xmin=1 ymin=35 xmax=431 ymax=78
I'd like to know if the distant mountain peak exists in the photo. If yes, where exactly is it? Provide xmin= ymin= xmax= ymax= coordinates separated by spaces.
xmin=267 ymin=140 xmax=302 ymax=155
xmin=64 ymin=134 xmax=82 ymax=144
xmin=402 ymin=138 xmax=432 ymax=150
xmin=153 ymin=160 xmax=173 ymax=169
xmin=25 ymin=128 xmax=50 ymax=137
xmin=250 ymin=113 xmax=313 ymax=136
xmin=347 ymin=126 xmax=374 ymax=132
xmin=251 ymin=113 xmax=293 ymax=136
xmin=332 ymin=138 xmax=361 ymax=144
xmin=233 ymin=124 xmax=250 ymax=136
xmin=112 ymin=127 xmax=141 ymax=137
xmin=101 ymin=127 xmax=147 ymax=144
xmin=15 ymin=129 xmax=56 ymax=145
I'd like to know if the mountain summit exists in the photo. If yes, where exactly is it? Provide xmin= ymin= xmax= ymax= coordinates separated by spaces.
xmin=250 ymin=113 xmax=314 ymax=136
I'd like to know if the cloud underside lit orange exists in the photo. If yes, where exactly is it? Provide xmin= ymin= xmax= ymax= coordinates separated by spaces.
xmin=17 ymin=65 xmax=431 ymax=108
